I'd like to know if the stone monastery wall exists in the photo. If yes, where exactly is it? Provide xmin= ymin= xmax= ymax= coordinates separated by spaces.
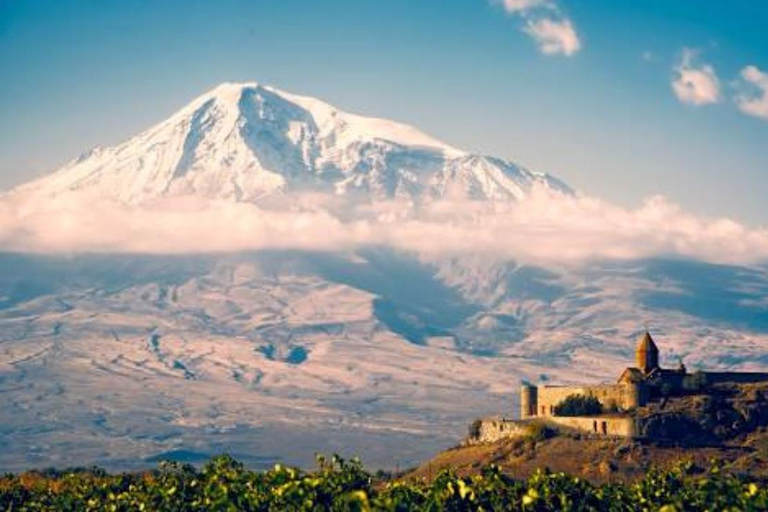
xmin=527 ymin=383 xmax=641 ymax=418
xmin=704 ymin=372 xmax=768 ymax=385
xmin=467 ymin=417 xmax=528 ymax=445
xmin=466 ymin=416 xmax=638 ymax=444
xmin=547 ymin=416 xmax=637 ymax=437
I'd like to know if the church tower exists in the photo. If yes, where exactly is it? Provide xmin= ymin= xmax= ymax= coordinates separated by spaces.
xmin=636 ymin=331 xmax=659 ymax=374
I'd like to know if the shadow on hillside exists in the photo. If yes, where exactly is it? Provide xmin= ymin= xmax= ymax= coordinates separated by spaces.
xmin=310 ymin=249 xmax=479 ymax=346
xmin=0 ymin=253 xmax=215 ymax=309
xmin=591 ymin=258 xmax=768 ymax=334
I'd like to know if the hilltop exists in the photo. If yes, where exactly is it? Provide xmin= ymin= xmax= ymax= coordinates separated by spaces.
xmin=407 ymin=427 xmax=768 ymax=485
xmin=409 ymin=381 xmax=768 ymax=484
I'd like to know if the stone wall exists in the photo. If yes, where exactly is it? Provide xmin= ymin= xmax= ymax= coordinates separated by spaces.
xmin=534 ymin=383 xmax=641 ymax=416
xmin=547 ymin=416 xmax=637 ymax=437
xmin=466 ymin=417 xmax=528 ymax=444
xmin=704 ymin=372 xmax=768 ymax=385
xmin=466 ymin=415 xmax=638 ymax=445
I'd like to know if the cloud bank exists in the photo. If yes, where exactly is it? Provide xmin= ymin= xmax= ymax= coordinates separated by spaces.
xmin=492 ymin=0 xmax=581 ymax=57
xmin=671 ymin=49 xmax=721 ymax=106
xmin=1 ymin=189 xmax=766 ymax=267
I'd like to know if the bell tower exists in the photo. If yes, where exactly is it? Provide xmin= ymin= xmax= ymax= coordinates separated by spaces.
xmin=636 ymin=331 xmax=659 ymax=374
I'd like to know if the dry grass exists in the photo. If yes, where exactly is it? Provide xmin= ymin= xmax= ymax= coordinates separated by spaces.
xmin=405 ymin=430 xmax=768 ymax=484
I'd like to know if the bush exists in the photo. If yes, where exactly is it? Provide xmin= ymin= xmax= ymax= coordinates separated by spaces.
xmin=524 ymin=421 xmax=557 ymax=441
xmin=2 ymin=455 xmax=767 ymax=511
xmin=554 ymin=394 xmax=603 ymax=416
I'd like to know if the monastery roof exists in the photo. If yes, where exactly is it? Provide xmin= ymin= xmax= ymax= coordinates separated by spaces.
xmin=618 ymin=367 xmax=645 ymax=383
xmin=637 ymin=331 xmax=659 ymax=353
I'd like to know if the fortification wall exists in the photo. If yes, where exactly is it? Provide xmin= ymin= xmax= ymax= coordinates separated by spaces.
xmin=521 ymin=385 xmax=537 ymax=419
xmin=467 ymin=417 xmax=528 ymax=444
xmin=547 ymin=416 xmax=637 ymax=437
xmin=535 ymin=383 xmax=640 ymax=416
xmin=704 ymin=372 xmax=768 ymax=384
xmin=466 ymin=415 xmax=638 ymax=445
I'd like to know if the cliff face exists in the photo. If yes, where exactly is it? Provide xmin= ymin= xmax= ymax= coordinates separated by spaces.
xmin=637 ymin=382 xmax=768 ymax=445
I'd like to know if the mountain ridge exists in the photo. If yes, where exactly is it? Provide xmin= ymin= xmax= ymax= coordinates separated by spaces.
xmin=4 ymin=82 xmax=572 ymax=207
xmin=1 ymin=83 xmax=767 ymax=473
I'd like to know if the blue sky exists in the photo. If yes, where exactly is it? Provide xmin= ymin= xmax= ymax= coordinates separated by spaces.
xmin=1 ymin=0 xmax=767 ymax=224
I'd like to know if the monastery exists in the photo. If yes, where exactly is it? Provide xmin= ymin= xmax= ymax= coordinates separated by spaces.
xmin=469 ymin=331 xmax=768 ymax=443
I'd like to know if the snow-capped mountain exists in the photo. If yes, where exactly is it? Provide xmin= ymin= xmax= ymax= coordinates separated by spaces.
xmin=6 ymin=83 xmax=571 ymax=206
xmin=1 ymin=82 xmax=767 ymax=473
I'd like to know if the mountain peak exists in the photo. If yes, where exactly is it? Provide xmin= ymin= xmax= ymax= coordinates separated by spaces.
xmin=5 ymin=82 xmax=571 ymax=205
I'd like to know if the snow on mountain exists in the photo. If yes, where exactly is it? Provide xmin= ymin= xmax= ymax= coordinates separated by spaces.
xmin=6 ymin=82 xmax=571 ymax=206
xmin=1 ymin=82 xmax=767 ymax=472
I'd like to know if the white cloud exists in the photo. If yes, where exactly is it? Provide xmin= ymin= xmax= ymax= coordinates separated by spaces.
xmin=498 ymin=0 xmax=552 ymax=13
xmin=523 ymin=17 xmax=581 ymax=56
xmin=671 ymin=49 xmax=721 ymax=106
xmin=1 ymin=189 xmax=767 ymax=267
xmin=490 ymin=0 xmax=581 ymax=57
xmin=735 ymin=65 xmax=768 ymax=120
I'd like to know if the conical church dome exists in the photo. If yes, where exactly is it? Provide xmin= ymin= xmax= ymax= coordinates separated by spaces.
xmin=636 ymin=331 xmax=659 ymax=374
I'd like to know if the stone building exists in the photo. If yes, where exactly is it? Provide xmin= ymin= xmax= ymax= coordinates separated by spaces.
xmin=467 ymin=330 xmax=768 ymax=444
xmin=521 ymin=331 xmax=665 ymax=420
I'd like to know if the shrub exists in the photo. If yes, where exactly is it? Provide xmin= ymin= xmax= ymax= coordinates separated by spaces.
xmin=524 ymin=421 xmax=557 ymax=441
xmin=553 ymin=394 xmax=603 ymax=416
xmin=3 ymin=455 xmax=768 ymax=511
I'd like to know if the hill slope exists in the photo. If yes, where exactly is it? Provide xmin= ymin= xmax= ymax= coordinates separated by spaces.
xmin=410 ymin=382 xmax=768 ymax=484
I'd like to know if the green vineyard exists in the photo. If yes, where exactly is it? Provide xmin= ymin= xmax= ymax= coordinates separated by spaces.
xmin=2 ymin=455 xmax=766 ymax=511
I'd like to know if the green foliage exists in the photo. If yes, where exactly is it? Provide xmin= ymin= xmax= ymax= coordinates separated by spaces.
xmin=554 ymin=394 xmax=603 ymax=416
xmin=523 ymin=421 xmax=557 ymax=441
xmin=2 ymin=455 xmax=767 ymax=511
